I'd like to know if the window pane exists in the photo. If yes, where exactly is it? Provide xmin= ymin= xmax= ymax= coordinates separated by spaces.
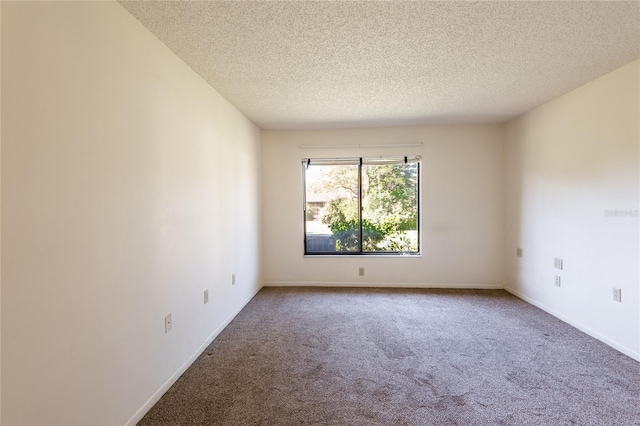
xmin=305 ymin=164 xmax=359 ymax=253
xmin=362 ymin=163 xmax=419 ymax=253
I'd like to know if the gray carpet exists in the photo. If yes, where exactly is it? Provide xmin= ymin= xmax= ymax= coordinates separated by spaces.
xmin=138 ymin=288 xmax=640 ymax=425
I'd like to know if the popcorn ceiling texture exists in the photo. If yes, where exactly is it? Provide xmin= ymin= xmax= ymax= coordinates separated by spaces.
xmin=119 ymin=1 xmax=640 ymax=129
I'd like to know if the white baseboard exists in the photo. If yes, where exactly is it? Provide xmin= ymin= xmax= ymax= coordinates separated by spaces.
xmin=504 ymin=286 xmax=640 ymax=362
xmin=263 ymin=281 xmax=504 ymax=289
xmin=125 ymin=285 xmax=263 ymax=426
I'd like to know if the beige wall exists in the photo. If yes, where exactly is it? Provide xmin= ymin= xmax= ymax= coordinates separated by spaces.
xmin=504 ymin=60 xmax=640 ymax=360
xmin=1 ymin=2 xmax=261 ymax=425
xmin=261 ymin=125 xmax=505 ymax=288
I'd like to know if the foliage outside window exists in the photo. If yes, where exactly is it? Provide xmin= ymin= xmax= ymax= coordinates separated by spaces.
xmin=303 ymin=157 xmax=420 ymax=255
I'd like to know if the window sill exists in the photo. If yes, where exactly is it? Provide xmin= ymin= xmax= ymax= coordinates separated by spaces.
xmin=304 ymin=253 xmax=422 ymax=258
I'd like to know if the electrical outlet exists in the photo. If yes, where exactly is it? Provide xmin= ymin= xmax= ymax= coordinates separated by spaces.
xmin=554 ymin=276 xmax=561 ymax=287
xmin=554 ymin=257 xmax=563 ymax=270
xmin=204 ymin=289 xmax=209 ymax=304
xmin=231 ymin=274 xmax=236 ymax=285
xmin=164 ymin=313 xmax=172 ymax=333
xmin=613 ymin=288 xmax=622 ymax=302
xmin=516 ymin=247 xmax=523 ymax=258
xmin=358 ymin=267 xmax=365 ymax=276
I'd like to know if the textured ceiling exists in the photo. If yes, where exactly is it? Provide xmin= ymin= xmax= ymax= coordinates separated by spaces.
xmin=119 ymin=1 xmax=640 ymax=130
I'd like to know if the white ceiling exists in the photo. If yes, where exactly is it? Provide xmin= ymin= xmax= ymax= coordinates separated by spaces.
xmin=119 ymin=1 xmax=640 ymax=130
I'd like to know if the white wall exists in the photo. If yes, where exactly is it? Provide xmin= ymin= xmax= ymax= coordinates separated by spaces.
xmin=504 ymin=60 xmax=640 ymax=360
xmin=262 ymin=125 xmax=504 ymax=288
xmin=1 ymin=2 xmax=261 ymax=425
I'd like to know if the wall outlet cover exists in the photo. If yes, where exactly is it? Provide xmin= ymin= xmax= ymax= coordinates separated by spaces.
xmin=613 ymin=288 xmax=622 ymax=302
xmin=554 ymin=257 xmax=563 ymax=270
xmin=164 ymin=313 xmax=172 ymax=333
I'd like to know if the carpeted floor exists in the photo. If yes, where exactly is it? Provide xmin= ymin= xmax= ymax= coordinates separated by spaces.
xmin=138 ymin=287 xmax=640 ymax=425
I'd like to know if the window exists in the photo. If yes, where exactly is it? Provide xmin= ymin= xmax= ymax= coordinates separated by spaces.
xmin=303 ymin=156 xmax=420 ymax=255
